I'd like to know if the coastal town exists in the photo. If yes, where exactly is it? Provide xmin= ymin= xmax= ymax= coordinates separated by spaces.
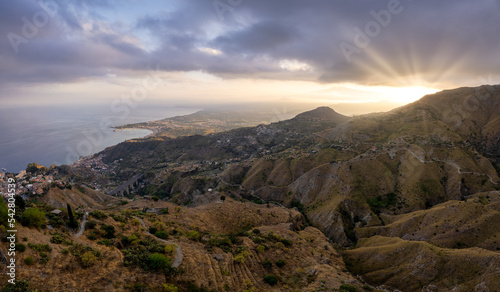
xmin=0 ymin=170 xmax=66 ymax=200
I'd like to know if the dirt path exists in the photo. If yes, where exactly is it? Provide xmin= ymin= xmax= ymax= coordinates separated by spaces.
xmin=133 ymin=216 xmax=183 ymax=268
xmin=75 ymin=212 xmax=89 ymax=237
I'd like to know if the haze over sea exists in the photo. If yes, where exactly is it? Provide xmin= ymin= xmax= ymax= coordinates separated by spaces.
xmin=0 ymin=104 xmax=197 ymax=173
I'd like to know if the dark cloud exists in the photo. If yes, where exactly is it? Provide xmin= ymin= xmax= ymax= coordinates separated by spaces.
xmin=1 ymin=0 xmax=500 ymax=91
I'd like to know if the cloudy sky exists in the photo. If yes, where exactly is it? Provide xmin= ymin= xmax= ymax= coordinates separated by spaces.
xmin=1 ymin=0 xmax=499 ymax=107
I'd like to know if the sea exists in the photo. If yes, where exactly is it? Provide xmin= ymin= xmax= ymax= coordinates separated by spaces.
xmin=0 ymin=103 xmax=198 ymax=173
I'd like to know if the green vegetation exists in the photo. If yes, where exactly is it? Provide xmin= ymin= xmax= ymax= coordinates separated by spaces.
xmin=85 ymin=220 xmax=97 ymax=229
xmin=81 ymin=251 xmax=98 ymax=268
xmin=100 ymin=224 xmax=116 ymax=239
xmin=28 ymin=243 xmax=51 ymax=253
xmin=50 ymin=233 xmax=73 ymax=245
xmin=187 ymin=230 xmax=201 ymax=241
xmin=121 ymin=235 xmax=170 ymax=273
xmin=15 ymin=243 xmax=26 ymax=252
xmin=26 ymin=162 xmax=47 ymax=174
xmin=67 ymin=204 xmax=78 ymax=229
xmin=69 ymin=244 xmax=101 ymax=268
xmin=263 ymin=274 xmax=279 ymax=286
xmin=89 ymin=210 xmax=108 ymax=220
xmin=367 ymin=193 xmax=398 ymax=214
xmin=1 ymin=279 xmax=36 ymax=292
xmin=233 ymin=250 xmax=250 ymax=263
xmin=24 ymin=257 xmax=34 ymax=265
xmin=163 ymin=284 xmax=180 ymax=292
xmin=262 ymin=259 xmax=272 ymax=269
xmin=20 ymin=207 xmax=46 ymax=228
xmin=275 ymin=259 xmax=286 ymax=268
xmin=0 ymin=199 xmax=8 ymax=228
xmin=147 ymin=253 xmax=171 ymax=271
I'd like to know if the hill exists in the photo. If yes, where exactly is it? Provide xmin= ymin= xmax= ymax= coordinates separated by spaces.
xmin=4 ymin=84 xmax=500 ymax=291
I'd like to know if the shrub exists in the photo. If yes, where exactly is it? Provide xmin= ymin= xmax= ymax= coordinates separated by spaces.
xmin=132 ymin=218 xmax=141 ymax=226
xmin=89 ymin=210 xmax=107 ymax=220
xmin=110 ymin=213 xmax=127 ymax=223
xmin=0 ymin=199 xmax=8 ymax=227
xmin=233 ymin=251 xmax=250 ymax=264
xmin=275 ymin=259 xmax=286 ymax=268
xmin=15 ymin=243 xmax=26 ymax=252
xmin=98 ymin=239 xmax=112 ymax=246
xmin=262 ymin=259 xmax=272 ymax=270
xmin=251 ymin=228 xmax=261 ymax=235
xmin=85 ymin=220 xmax=97 ymax=229
xmin=24 ymin=257 xmax=34 ymax=265
xmin=81 ymin=251 xmax=97 ymax=268
xmin=100 ymin=224 xmax=116 ymax=239
xmin=28 ymin=243 xmax=51 ymax=252
xmin=147 ymin=253 xmax=171 ymax=271
xmin=148 ymin=226 xmax=158 ymax=234
xmin=39 ymin=252 xmax=49 ymax=264
xmin=50 ymin=233 xmax=72 ymax=245
xmin=164 ymin=244 xmax=176 ymax=256
xmin=280 ymin=239 xmax=293 ymax=247
xmin=263 ymin=275 xmax=279 ymax=286
xmin=187 ymin=230 xmax=201 ymax=241
xmin=122 ymin=237 xmax=168 ymax=272
xmin=21 ymin=208 xmax=46 ymax=228
xmin=163 ymin=284 xmax=179 ymax=292
xmin=87 ymin=233 xmax=98 ymax=241
xmin=69 ymin=244 xmax=101 ymax=267
xmin=2 ymin=279 xmax=35 ymax=292
xmin=155 ymin=230 xmax=169 ymax=239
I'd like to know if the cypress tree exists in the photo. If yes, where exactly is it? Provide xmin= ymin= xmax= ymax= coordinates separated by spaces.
xmin=67 ymin=203 xmax=77 ymax=228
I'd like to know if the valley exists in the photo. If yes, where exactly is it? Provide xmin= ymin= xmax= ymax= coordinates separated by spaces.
xmin=2 ymin=85 xmax=500 ymax=291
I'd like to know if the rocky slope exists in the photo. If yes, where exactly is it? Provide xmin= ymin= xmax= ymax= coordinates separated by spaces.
xmin=5 ymin=85 xmax=500 ymax=291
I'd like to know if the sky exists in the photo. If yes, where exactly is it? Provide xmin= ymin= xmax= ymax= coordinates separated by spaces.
xmin=1 ymin=0 xmax=500 ymax=109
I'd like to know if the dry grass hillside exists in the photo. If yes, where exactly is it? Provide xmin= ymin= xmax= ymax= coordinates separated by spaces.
xmin=343 ymin=236 xmax=500 ymax=292
xmin=1 ymin=197 xmax=371 ymax=292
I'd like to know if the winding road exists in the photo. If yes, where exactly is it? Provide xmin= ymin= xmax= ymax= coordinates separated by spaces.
xmin=75 ymin=212 xmax=89 ymax=237
xmin=133 ymin=216 xmax=183 ymax=268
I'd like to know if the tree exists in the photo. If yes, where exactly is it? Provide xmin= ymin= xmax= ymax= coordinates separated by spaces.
xmin=67 ymin=204 xmax=77 ymax=229
xmin=147 ymin=253 xmax=171 ymax=272
xmin=101 ymin=224 xmax=115 ymax=239
xmin=15 ymin=195 xmax=26 ymax=213
xmin=81 ymin=251 xmax=97 ymax=267
xmin=0 ymin=199 xmax=8 ymax=227
xmin=263 ymin=275 xmax=279 ymax=286
xmin=220 ymin=195 xmax=226 ymax=203
xmin=21 ymin=207 xmax=46 ymax=228
xmin=25 ymin=162 xmax=47 ymax=174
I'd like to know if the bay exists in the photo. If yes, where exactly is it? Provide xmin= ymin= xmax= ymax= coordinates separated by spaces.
xmin=0 ymin=103 xmax=198 ymax=173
